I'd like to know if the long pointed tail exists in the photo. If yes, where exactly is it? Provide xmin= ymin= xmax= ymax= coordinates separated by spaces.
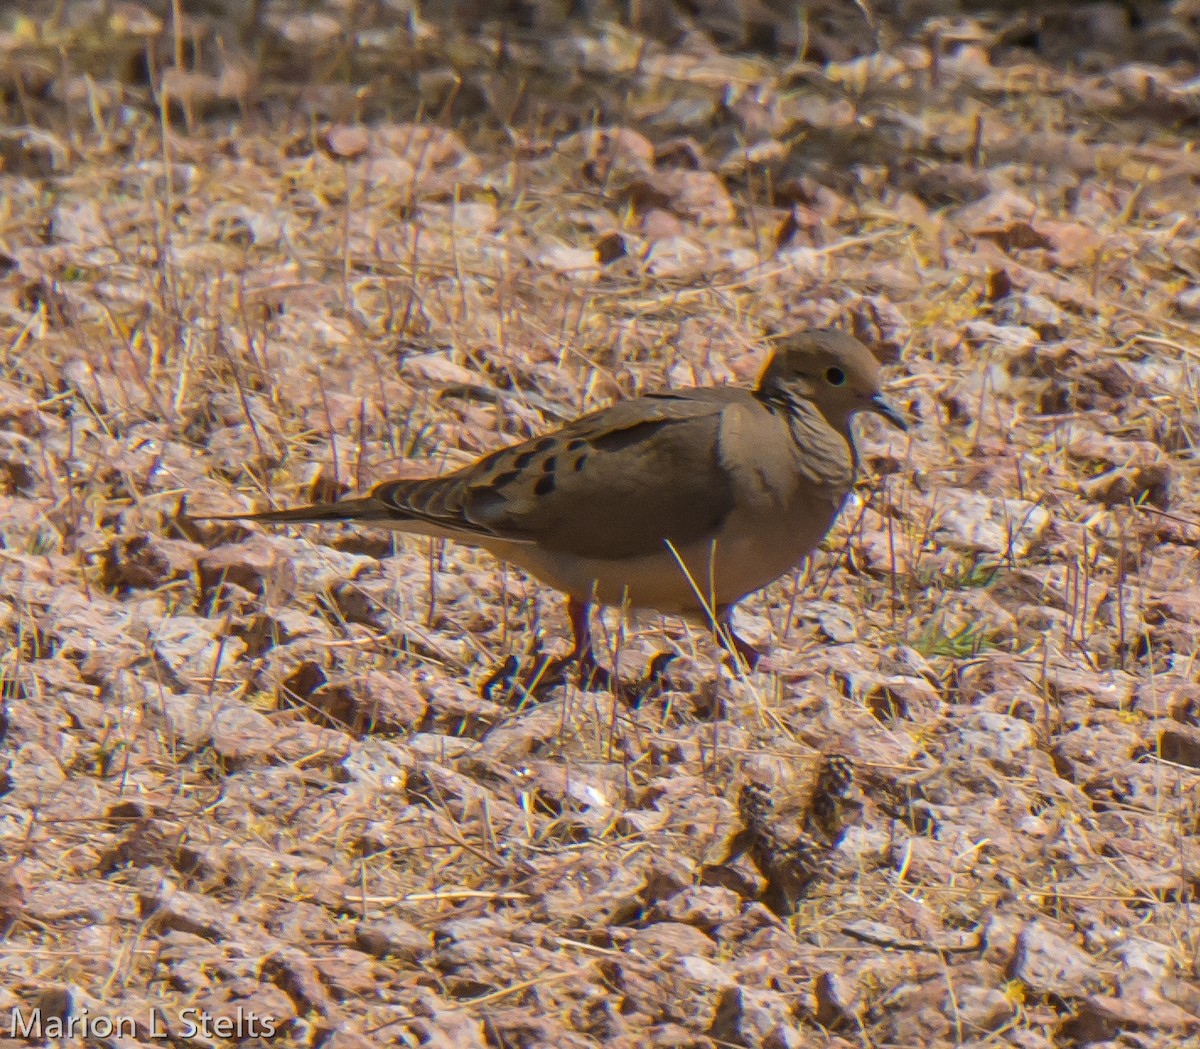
xmin=191 ymin=494 xmax=394 ymax=526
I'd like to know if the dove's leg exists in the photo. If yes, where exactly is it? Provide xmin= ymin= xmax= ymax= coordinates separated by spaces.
xmin=481 ymin=596 xmax=610 ymax=700
xmin=566 ymin=596 xmax=612 ymax=688
xmin=716 ymin=604 xmax=762 ymax=670
xmin=481 ymin=597 xmax=614 ymax=700
xmin=568 ymin=597 xmax=680 ymax=702
xmin=565 ymin=596 xmax=593 ymax=662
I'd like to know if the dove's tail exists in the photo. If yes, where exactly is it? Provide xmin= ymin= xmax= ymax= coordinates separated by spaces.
xmin=192 ymin=493 xmax=408 ymax=526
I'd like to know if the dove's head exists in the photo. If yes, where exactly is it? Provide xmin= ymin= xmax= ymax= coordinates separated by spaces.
xmin=756 ymin=329 xmax=908 ymax=432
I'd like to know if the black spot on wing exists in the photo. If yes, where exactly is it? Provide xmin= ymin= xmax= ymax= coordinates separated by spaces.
xmin=489 ymin=468 xmax=522 ymax=487
xmin=534 ymin=474 xmax=556 ymax=496
xmin=512 ymin=449 xmax=538 ymax=470
xmin=542 ymin=456 xmax=557 ymax=474
xmin=588 ymin=419 xmax=673 ymax=453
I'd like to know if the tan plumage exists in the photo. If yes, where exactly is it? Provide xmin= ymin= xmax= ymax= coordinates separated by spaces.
xmin=196 ymin=329 xmax=906 ymax=669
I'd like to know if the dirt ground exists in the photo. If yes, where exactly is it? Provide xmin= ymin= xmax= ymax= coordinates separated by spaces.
xmin=2 ymin=1 xmax=1200 ymax=1046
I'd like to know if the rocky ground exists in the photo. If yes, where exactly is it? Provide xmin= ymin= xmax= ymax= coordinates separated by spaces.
xmin=2 ymin=1 xmax=1200 ymax=1046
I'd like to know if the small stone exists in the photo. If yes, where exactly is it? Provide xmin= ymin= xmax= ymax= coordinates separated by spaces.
xmin=325 ymin=125 xmax=370 ymax=159
xmin=1009 ymin=920 xmax=1108 ymax=997
xmin=1175 ymin=286 xmax=1200 ymax=319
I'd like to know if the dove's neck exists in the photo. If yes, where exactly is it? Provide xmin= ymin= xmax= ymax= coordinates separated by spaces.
xmin=762 ymin=389 xmax=857 ymax=489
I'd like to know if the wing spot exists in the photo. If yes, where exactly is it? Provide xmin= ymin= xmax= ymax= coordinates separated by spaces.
xmin=489 ymin=468 xmax=522 ymax=487
xmin=542 ymin=456 xmax=557 ymax=474
xmin=566 ymin=438 xmax=587 ymax=451
xmin=590 ymin=419 xmax=672 ymax=452
xmin=573 ymin=453 xmax=588 ymax=472
xmin=512 ymin=449 xmax=538 ymax=470
xmin=534 ymin=474 xmax=556 ymax=496
xmin=533 ymin=437 xmax=556 ymax=453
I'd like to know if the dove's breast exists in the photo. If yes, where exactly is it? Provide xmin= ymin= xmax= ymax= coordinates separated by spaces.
xmin=475 ymin=489 xmax=847 ymax=612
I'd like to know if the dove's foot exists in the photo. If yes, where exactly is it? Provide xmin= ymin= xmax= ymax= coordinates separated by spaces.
xmin=616 ymin=651 xmax=678 ymax=709
xmin=480 ymin=645 xmax=613 ymax=703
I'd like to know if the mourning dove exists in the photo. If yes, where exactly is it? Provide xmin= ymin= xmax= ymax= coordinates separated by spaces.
xmin=196 ymin=329 xmax=906 ymax=671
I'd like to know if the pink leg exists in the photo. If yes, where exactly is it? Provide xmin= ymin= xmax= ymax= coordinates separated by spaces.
xmin=481 ymin=596 xmax=605 ymax=701
xmin=567 ymin=596 xmax=592 ymax=661
xmin=566 ymin=596 xmax=611 ymax=688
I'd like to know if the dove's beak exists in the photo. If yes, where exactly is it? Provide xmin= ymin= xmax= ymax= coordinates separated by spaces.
xmin=870 ymin=394 xmax=909 ymax=431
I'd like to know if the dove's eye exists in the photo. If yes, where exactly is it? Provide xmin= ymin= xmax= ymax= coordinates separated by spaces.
xmin=825 ymin=367 xmax=846 ymax=386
